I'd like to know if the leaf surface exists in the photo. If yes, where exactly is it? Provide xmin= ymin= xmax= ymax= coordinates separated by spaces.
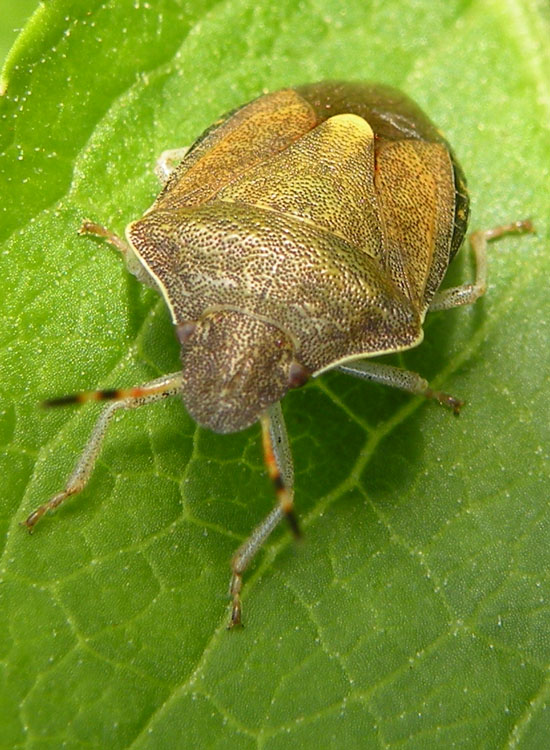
xmin=1 ymin=1 xmax=549 ymax=748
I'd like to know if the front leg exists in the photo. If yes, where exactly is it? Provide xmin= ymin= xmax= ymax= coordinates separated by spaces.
xmin=229 ymin=401 xmax=296 ymax=627
xmin=22 ymin=374 xmax=183 ymax=530
xmin=79 ymin=220 xmax=155 ymax=287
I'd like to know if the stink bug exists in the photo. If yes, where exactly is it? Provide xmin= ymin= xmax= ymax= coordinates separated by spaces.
xmin=24 ymin=81 xmax=533 ymax=627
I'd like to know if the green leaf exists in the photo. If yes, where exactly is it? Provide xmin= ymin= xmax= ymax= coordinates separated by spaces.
xmin=0 ymin=0 xmax=38 ymax=65
xmin=1 ymin=0 xmax=549 ymax=748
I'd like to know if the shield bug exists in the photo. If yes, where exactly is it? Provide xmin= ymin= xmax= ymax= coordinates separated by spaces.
xmin=23 ymin=81 xmax=533 ymax=627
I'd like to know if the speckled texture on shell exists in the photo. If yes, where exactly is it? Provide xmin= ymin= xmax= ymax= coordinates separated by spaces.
xmin=126 ymin=82 xmax=470 ymax=431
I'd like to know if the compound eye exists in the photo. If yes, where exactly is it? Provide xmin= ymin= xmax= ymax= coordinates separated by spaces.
xmin=288 ymin=360 xmax=310 ymax=389
xmin=176 ymin=321 xmax=197 ymax=345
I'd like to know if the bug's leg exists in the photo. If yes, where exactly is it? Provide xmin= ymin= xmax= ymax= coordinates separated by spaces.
xmin=341 ymin=221 xmax=536 ymax=414
xmin=22 ymin=373 xmax=183 ymax=531
xmin=337 ymin=360 xmax=463 ymax=414
xmin=229 ymin=402 xmax=295 ymax=627
xmin=79 ymin=220 xmax=155 ymax=287
xmin=261 ymin=403 xmax=298 ymax=533
xmin=429 ymin=219 xmax=534 ymax=311
xmin=155 ymin=147 xmax=190 ymax=182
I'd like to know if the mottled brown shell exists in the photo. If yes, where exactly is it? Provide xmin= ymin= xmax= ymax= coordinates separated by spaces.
xmin=126 ymin=81 xmax=469 ymax=432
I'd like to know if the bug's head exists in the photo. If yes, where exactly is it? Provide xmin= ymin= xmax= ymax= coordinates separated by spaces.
xmin=177 ymin=309 xmax=309 ymax=434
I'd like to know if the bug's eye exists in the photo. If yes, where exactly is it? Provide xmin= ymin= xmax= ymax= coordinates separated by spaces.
xmin=288 ymin=361 xmax=309 ymax=389
xmin=176 ymin=321 xmax=197 ymax=345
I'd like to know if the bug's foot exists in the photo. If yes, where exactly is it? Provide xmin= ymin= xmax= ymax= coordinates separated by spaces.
xmin=426 ymin=389 xmax=464 ymax=415
xmin=78 ymin=219 xmax=109 ymax=238
xmin=228 ymin=600 xmax=243 ymax=629
xmin=227 ymin=572 xmax=244 ymax=629
xmin=21 ymin=490 xmax=71 ymax=532
xmin=284 ymin=506 xmax=302 ymax=539
xmin=21 ymin=504 xmax=49 ymax=532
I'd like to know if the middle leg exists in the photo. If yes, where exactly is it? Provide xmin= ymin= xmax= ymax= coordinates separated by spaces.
xmin=336 ymin=359 xmax=463 ymax=414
